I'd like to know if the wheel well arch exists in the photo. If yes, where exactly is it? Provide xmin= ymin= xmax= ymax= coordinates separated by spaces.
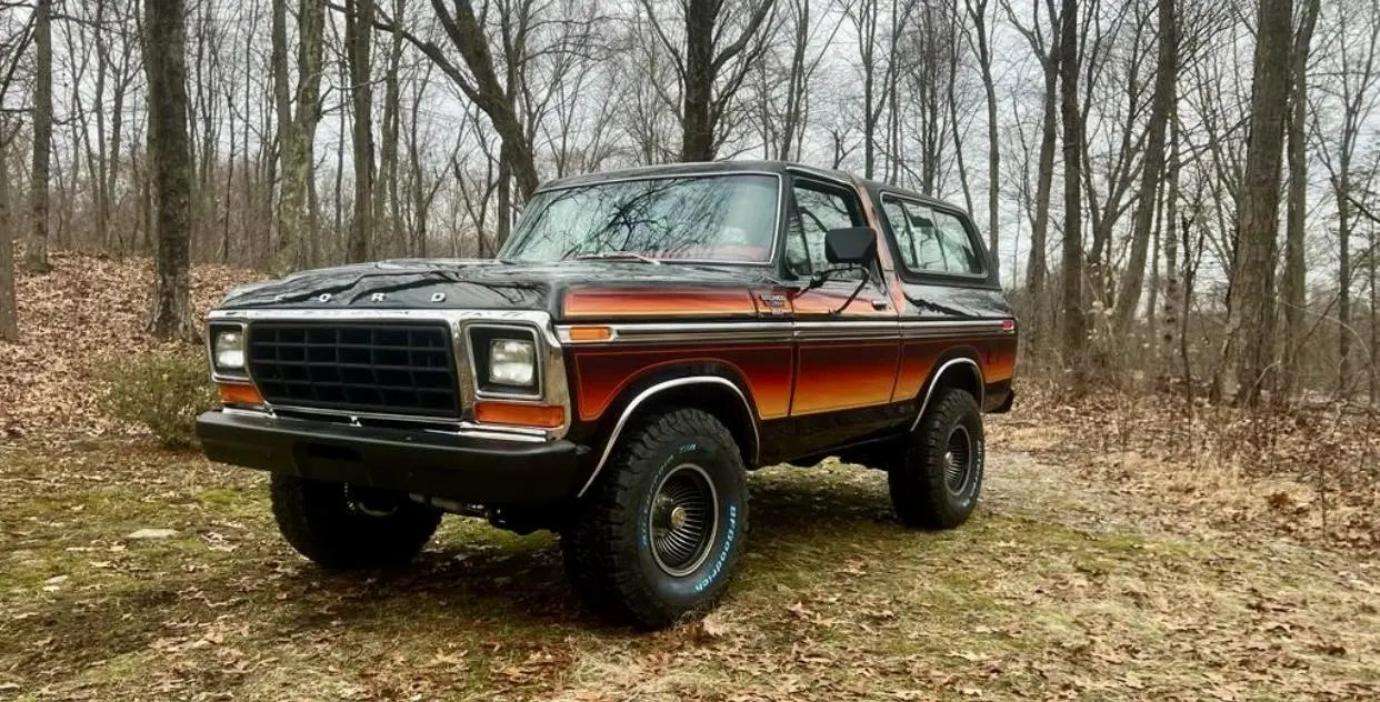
xmin=910 ymin=350 xmax=985 ymax=433
xmin=577 ymin=369 xmax=761 ymax=498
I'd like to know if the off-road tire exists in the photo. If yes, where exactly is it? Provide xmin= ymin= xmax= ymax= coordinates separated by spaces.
xmin=562 ymin=408 xmax=748 ymax=629
xmin=889 ymin=387 xmax=985 ymax=529
xmin=270 ymin=474 xmax=442 ymax=569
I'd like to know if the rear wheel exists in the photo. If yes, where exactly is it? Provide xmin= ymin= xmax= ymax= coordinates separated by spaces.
xmin=889 ymin=387 xmax=985 ymax=529
xmin=562 ymin=408 xmax=748 ymax=629
xmin=270 ymin=475 xmax=442 ymax=569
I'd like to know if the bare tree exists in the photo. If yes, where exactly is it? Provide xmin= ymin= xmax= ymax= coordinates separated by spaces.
xmin=344 ymin=0 xmax=374 ymax=262
xmin=1059 ymin=0 xmax=1087 ymax=380
xmin=0 ymin=135 xmax=15 ymax=342
xmin=0 ymin=9 xmax=31 ymax=342
xmin=963 ymin=0 xmax=1000 ymax=256
xmin=1281 ymin=0 xmax=1322 ymax=396
xmin=1232 ymin=0 xmax=1294 ymax=405
xmin=1313 ymin=0 xmax=1380 ymax=400
xmin=1005 ymin=0 xmax=1059 ymax=344
xmin=25 ymin=0 xmax=51 ymax=273
xmin=144 ymin=0 xmax=196 ymax=340
xmin=1112 ymin=0 xmax=1178 ymax=334
xmin=279 ymin=0 xmax=325 ymax=270
xmin=640 ymin=0 xmax=779 ymax=161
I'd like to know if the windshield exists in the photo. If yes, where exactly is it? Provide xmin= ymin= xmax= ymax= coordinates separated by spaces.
xmin=500 ymin=174 xmax=780 ymax=264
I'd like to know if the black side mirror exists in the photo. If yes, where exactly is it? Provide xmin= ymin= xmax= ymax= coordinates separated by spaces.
xmin=824 ymin=227 xmax=877 ymax=266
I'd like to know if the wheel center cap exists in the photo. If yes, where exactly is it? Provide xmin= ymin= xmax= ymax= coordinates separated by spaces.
xmin=669 ymin=505 xmax=688 ymax=530
xmin=945 ymin=451 xmax=954 ymax=464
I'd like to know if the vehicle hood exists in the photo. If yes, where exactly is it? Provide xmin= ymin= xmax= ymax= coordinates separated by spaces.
xmin=217 ymin=259 xmax=775 ymax=321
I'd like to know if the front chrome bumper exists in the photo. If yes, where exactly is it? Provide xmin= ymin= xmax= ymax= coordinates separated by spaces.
xmin=196 ymin=409 xmax=590 ymax=506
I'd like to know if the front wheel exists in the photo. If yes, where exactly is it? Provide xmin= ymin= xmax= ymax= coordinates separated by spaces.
xmin=561 ymin=408 xmax=748 ymax=629
xmin=270 ymin=475 xmax=442 ymax=569
xmin=889 ymin=387 xmax=985 ymax=529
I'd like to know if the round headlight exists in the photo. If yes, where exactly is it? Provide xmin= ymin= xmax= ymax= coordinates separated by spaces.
xmin=214 ymin=330 xmax=246 ymax=371
xmin=489 ymin=338 xmax=536 ymax=387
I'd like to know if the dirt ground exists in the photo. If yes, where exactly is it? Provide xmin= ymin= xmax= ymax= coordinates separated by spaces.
xmin=3 ymin=412 xmax=1377 ymax=701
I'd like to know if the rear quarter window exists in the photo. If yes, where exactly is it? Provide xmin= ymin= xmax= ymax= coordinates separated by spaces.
xmin=880 ymin=196 xmax=987 ymax=278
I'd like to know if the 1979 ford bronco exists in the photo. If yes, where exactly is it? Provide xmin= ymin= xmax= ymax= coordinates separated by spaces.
xmin=197 ymin=161 xmax=1017 ymax=627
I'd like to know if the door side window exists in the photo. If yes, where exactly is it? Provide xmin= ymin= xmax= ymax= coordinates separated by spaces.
xmin=785 ymin=180 xmax=866 ymax=279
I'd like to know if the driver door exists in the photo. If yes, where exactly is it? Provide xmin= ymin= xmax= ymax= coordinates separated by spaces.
xmin=781 ymin=176 xmax=900 ymax=433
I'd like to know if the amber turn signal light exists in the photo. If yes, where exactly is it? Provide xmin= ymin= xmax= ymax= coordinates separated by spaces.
xmin=566 ymin=325 xmax=613 ymax=342
xmin=474 ymin=401 xmax=564 ymax=428
xmin=218 ymin=382 xmax=264 ymax=406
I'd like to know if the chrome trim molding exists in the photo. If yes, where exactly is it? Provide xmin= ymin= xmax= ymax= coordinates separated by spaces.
xmin=206 ymin=308 xmax=570 ymax=440
xmin=560 ymin=321 xmax=794 ymax=346
xmin=909 ymin=358 xmax=985 ymax=433
xmin=577 ymin=376 xmax=760 ymax=498
xmin=557 ymin=318 xmax=1014 ymax=347
xmin=269 ymin=403 xmax=464 ymax=426
xmin=794 ymin=320 xmax=897 ymax=342
xmin=214 ymin=405 xmax=549 ymax=443
xmin=898 ymin=319 xmax=1011 ymax=340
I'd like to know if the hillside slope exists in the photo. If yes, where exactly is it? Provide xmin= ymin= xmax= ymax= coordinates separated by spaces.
xmin=0 ymin=253 xmax=258 ymax=441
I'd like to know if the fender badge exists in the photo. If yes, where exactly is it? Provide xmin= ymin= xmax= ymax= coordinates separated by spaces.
xmin=431 ymin=292 xmax=446 ymax=303
xmin=370 ymin=292 xmax=387 ymax=302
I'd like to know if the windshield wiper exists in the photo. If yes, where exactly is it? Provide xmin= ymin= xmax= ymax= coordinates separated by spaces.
xmin=571 ymin=252 xmax=663 ymax=266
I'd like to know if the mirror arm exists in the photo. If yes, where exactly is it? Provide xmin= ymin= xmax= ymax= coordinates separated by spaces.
xmin=829 ymin=261 xmax=883 ymax=316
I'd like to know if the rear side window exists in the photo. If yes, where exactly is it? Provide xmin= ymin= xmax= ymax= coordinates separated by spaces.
xmin=882 ymin=197 xmax=985 ymax=276
xmin=785 ymin=180 xmax=866 ymax=279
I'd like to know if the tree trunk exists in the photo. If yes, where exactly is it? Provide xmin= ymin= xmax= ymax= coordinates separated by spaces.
xmin=1282 ymin=0 xmax=1320 ymax=398
xmin=1160 ymin=112 xmax=1181 ymax=378
xmin=144 ymin=0 xmax=196 ymax=341
xmin=1370 ymin=222 xmax=1377 ymax=404
xmin=377 ymin=0 xmax=404 ymax=255
xmin=1232 ymin=0 xmax=1294 ymax=406
xmin=682 ymin=0 xmax=717 ymax=161
xmin=270 ymin=0 xmax=296 ymax=270
xmin=0 ymin=138 xmax=18 ymax=341
xmin=1112 ymin=0 xmax=1178 ymax=335
xmin=966 ymin=0 xmax=1001 ymax=259
xmin=298 ymin=0 xmax=325 ymax=267
xmin=26 ymin=0 xmax=52 ymax=273
xmin=1058 ymin=0 xmax=1086 ymax=384
xmin=1024 ymin=9 xmax=1059 ymax=353
xmin=778 ymin=0 xmax=810 ymax=160
xmin=1338 ymin=161 xmax=1352 ymax=400
xmin=345 ymin=0 xmax=375 ymax=263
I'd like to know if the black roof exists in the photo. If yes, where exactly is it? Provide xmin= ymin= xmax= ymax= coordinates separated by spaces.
xmin=536 ymin=160 xmax=968 ymax=217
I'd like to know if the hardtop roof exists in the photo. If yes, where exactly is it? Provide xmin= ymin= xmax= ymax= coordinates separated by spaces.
xmin=535 ymin=160 xmax=969 ymax=218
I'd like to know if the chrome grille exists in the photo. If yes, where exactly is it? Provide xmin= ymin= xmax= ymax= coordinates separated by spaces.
xmin=247 ymin=322 xmax=460 ymax=417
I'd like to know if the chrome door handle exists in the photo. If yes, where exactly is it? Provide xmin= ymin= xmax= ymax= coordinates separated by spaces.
xmin=870 ymin=299 xmax=890 ymax=311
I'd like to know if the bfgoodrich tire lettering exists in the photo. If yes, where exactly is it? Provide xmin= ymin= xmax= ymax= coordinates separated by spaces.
xmin=562 ymin=408 xmax=748 ymax=628
xmin=889 ymin=387 xmax=985 ymax=529
xmin=270 ymin=474 xmax=442 ymax=569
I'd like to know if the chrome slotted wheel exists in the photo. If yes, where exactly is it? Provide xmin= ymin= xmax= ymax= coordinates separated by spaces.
xmin=943 ymin=425 xmax=974 ymax=494
xmin=648 ymin=464 xmax=719 ymax=577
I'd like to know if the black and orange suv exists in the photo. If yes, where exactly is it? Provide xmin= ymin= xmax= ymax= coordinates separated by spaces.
xmin=196 ymin=161 xmax=1017 ymax=627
